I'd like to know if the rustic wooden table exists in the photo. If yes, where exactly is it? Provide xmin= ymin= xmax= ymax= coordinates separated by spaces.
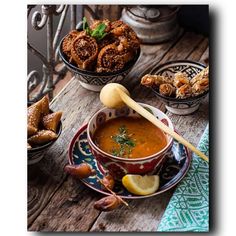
xmin=28 ymin=30 xmax=209 ymax=232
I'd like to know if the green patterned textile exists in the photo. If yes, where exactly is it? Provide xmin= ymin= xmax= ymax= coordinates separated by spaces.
xmin=157 ymin=125 xmax=209 ymax=232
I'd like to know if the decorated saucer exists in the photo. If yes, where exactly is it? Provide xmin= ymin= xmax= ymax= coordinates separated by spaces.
xmin=68 ymin=124 xmax=191 ymax=199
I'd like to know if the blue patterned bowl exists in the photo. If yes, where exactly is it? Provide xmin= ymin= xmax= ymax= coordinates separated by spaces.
xmin=59 ymin=35 xmax=140 ymax=92
xmin=150 ymin=60 xmax=208 ymax=115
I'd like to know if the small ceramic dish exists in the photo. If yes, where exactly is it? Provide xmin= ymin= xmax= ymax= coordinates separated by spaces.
xmin=27 ymin=103 xmax=62 ymax=164
xmin=68 ymin=124 xmax=191 ymax=199
xmin=149 ymin=60 xmax=208 ymax=115
xmin=86 ymin=103 xmax=174 ymax=180
xmin=58 ymin=34 xmax=140 ymax=92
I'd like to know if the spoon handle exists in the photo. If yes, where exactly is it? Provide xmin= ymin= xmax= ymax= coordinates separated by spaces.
xmin=116 ymin=88 xmax=209 ymax=162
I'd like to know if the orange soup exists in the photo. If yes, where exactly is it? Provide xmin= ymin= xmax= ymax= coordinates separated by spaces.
xmin=93 ymin=117 xmax=167 ymax=159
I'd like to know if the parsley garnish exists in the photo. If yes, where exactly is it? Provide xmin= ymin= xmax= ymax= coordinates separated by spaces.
xmin=82 ymin=17 xmax=107 ymax=41
xmin=111 ymin=125 xmax=135 ymax=158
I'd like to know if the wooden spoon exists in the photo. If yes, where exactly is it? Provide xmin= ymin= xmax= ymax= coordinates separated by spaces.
xmin=100 ymin=83 xmax=209 ymax=162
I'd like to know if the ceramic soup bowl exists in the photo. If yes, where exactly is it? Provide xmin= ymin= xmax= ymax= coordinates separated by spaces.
xmin=87 ymin=103 xmax=174 ymax=180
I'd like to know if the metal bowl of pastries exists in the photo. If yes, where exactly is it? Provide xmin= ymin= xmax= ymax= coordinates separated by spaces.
xmin=140 ymin=60 xmax=209 ymax=115
xmin=27 ymin=96 xmax=62 ymax=164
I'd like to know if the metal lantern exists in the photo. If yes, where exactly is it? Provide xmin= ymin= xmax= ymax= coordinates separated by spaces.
xmin=121 ymin=5 xmax=180 ymax=44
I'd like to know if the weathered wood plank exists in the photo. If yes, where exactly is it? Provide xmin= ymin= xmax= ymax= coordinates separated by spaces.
xmin=199 ymin=47 xmax=209 ymax=65
xmin=158 ymin=31 xmax=205 ymax=64
xmin=90 ymin=190 xmax=174 ymax=232
xmin=188 ymin=38 xmax=208 ymax=62
xmin=29 ymin=176 xmax=101 ymax=231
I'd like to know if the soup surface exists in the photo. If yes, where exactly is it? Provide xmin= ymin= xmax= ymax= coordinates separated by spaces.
xmin=93 ymin=117 xmax=167 ymax=159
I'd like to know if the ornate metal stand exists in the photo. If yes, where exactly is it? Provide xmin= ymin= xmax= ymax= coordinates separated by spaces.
xmin=27 ymin=5 xmax=79 ymax=102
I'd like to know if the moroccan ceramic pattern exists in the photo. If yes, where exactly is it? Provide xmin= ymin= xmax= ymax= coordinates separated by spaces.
xmin=87 ymin=103 xmax=174 ymax=180
xmin=68 ymin=124 xmax=191 ymax=199
xmin=150 ymin=60 xmax=208 ymax=115
xmin=76 ymin=70 xmax=131 ymax=86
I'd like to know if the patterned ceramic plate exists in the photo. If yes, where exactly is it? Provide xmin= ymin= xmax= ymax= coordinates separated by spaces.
xmin=68 ymin=124 xmax=191 ymax=199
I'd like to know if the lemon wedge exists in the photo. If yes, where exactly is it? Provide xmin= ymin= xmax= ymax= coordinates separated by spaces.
xmin=122 ymin=174 xmax=160 ymax=195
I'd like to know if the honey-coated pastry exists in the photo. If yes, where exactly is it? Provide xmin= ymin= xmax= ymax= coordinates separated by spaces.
xmin=71 ymin=34 xmax=98 ymax=70
xmin=42 ymin=111 xmax=62 ymax=132
xmin=141 ymin=74 xmax=172 ymax=87
xmin=176 ymin=84 xmax=192 ymax=99
xmin=159 ymin=83 xmax=176 ymax=97
xmin=62 ymin=30 xmax=81 ymax=59
xmin=30 ymin=96 xmax=50 ymax=116
xmin=140 ymin=74 xmax=156 ymax=87
xmin=28 ymin=130 xmax=58 ymax=145
xmin=110 ymin=20 xmax=125 ymax=30
xmin=173 ymin=72 xmax=190 ymax=88
xmin=27 ymin=103 xmax=41 ymax=131
xmin=192 ymin=78 xmax=209 ymax=95
xmin=27 ymin=124 xmax=37 ymax=137
xmin=40 ymin=96 xmax=50 ymax=116
xmin=112 ymin=24 xmax=140 ymax=52
xmin=96 ymin=44 xmax=125 ymax=73
xmin=190 ymin=66 xmax=209 ymax=86
xmin=97 ymin=33 xmax=118 ymax=51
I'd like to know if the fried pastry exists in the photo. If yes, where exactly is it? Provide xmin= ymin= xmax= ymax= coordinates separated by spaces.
xmin=97 ymin=33 xmax=118 ymax=51
xmin=112 ymin=24 xmax=140 ymax=51
xmin=140 ymin=74 xmax=156 ymax=87
xmin=28 ymin=130 xmax=58 ymax=145
xmin=96 ymin=44 xmax=125 ymax=73
xmin=62 ymin=30 xmax=82 ymax=59
xmin=190 ymin=66 xmax=209 ymax=86
xmin=176 ymin=84 xmax=192 ymax=99
xmin=173 ymin=72 xmax=190 ymax=88
xmin=110 ymin=20 xmax=125 ymax=30
xmin=141 ymin=74 xmax=172 ymax=87
xmin=27 ymin=124 xmax=37 ymax=137
xmin=27 ymin=103 xmax=41 ymax=131
xmin=71 ymin=34 xmax=98 ymax=70
xmin=159 ymin=83 xmax=176 ymax=97
xmin=40 ymin=96 xmax=50 ymax=116
xmin=30 ymin=96 xmax=50 ymax=115
xmin=42 ymin=111 xmax=62 ymax=132
xmin=62 ymin=18 xmax=140 ymax=73
xmin=192 ymin=78 xmax=209 ymax=95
